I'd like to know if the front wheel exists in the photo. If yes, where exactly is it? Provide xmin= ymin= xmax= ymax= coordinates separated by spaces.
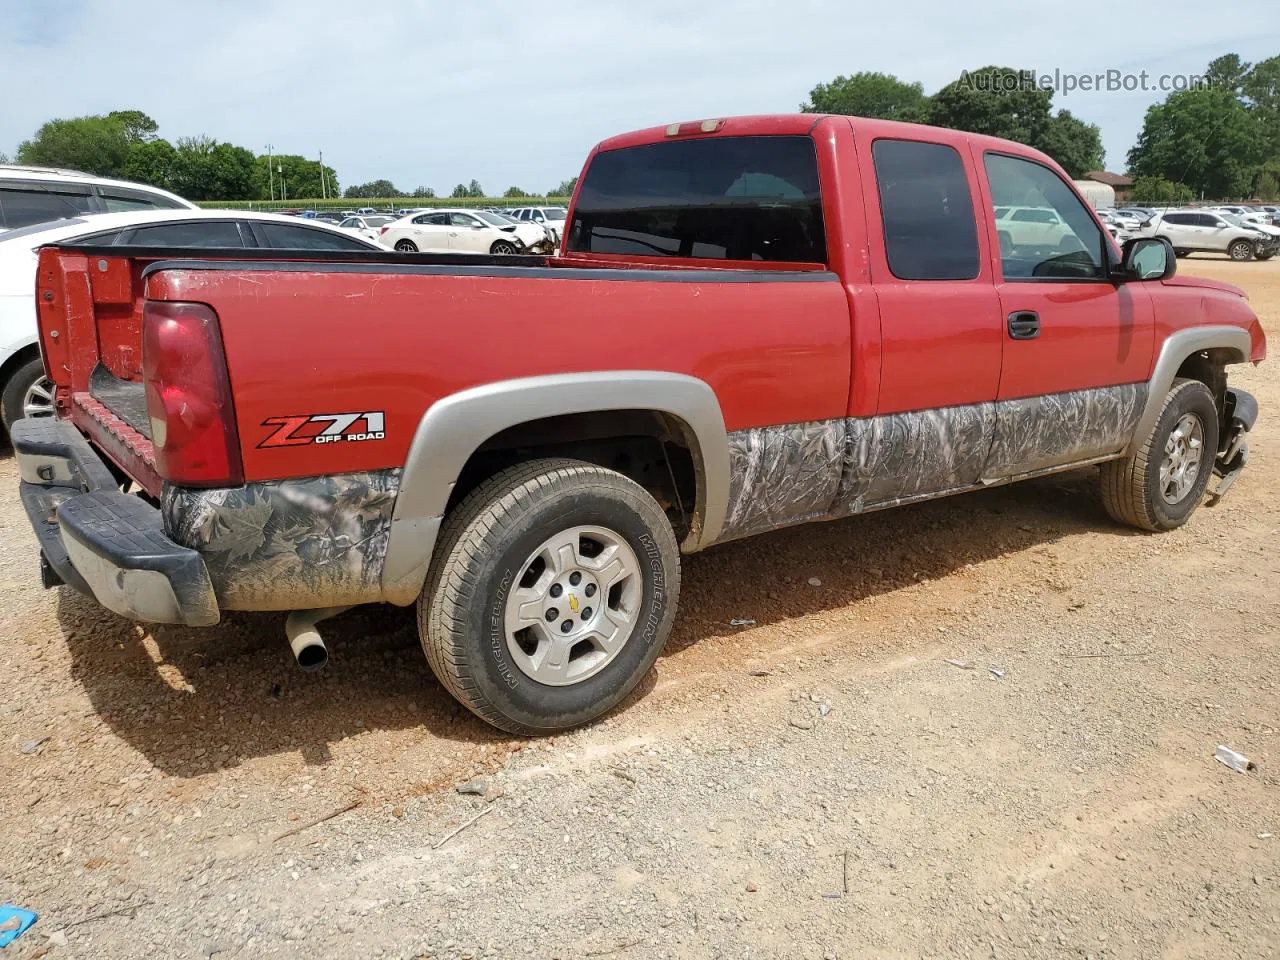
xmin=419 ymin=459 xmax=681 ymax=735
xmin=394 ymin=239 xmax=418 ymax=253
xmin=1 ymin=358 xmax=55 ymax=433
xmin=490 ymin=240 xmax=517 ymax=255
xmin=1099 ymin=378 xmax=1219 ymax=531
xmin=1228 ymin=239 xmax=1255 ymax=262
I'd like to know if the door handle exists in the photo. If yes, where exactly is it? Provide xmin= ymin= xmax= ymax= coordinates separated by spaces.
xmin=1007 ymin=310 xmax=1040 ymax=340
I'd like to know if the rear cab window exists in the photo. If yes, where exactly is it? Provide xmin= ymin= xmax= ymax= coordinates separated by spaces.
xmin=567 ymin=135 xmax=827 ymax=264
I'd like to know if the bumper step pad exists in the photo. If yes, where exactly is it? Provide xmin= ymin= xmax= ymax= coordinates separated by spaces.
xmin=57 ymin=492 xmax=219 ymax=626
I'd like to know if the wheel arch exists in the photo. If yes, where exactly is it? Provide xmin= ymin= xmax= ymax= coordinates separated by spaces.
xmin=1126 ymin=326 xmax=1250 ymax=456
xmin=381 ymin=372 xmax=729 ymax=605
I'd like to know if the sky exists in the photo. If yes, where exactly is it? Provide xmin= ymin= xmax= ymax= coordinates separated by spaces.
xmin=1 ymin=0 xmax=1277 ymax=196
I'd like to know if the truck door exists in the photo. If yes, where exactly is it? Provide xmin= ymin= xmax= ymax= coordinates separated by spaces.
xmin=847 ymin=128 xmax=1004 ymax=505
xmin=975 ymin=150 xmax=1154 ymax=478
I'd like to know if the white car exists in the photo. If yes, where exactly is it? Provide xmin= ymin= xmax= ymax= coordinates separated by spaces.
xmin=0 ymin=209 xmax=381 ymax=432
xmin=993 ymin=205 xmax=1083 ymax=253
xmin=1208 ymin=205 xmax=1272 ymax=227
xmin=505 ymin=206 xmax=568 ymax=243
xmin=0 ymin=165 xmax=194 ymax=233
xmin=337 ymin=215 xmax=394 ymax=244
xmin=379 ymin=208 xmax=552 ymax=254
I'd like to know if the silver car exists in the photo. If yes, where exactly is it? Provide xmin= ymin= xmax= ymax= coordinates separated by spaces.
xmin=1149 ymin=210 xmax=1276 ymax=262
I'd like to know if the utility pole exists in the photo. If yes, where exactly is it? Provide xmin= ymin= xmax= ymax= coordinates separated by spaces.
xmin=280 ymin=164 xmax=286 ymax=203
xmin=319 ymin=149 xmax=326 ymax=200
xmin=266 ymin=143 xmax=275 ymax=202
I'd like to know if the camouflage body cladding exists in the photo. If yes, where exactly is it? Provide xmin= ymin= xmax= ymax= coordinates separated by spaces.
xmin=718 ymin=384 xmax=1147 ymax=542
xmin=162 ymin=470 xmax=400 ymax=610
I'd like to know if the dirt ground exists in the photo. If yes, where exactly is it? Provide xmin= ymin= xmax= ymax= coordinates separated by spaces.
xmin=1 ymin=256 xmax=1277 ymax=960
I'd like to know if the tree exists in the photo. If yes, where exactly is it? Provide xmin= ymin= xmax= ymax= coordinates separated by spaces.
xmin=411 ymin=185 xmax=436 ymax=198
xmin=1205 ymin=54 xmax=1251 ymax=95
xmin=344 ymin=179 xmax=400 ymax=199
xmin=0 ymin=152 xmax=9 ymax=165
xmin=450 ymin=183 xmax=470 ymax=198
xmin=503 ymin=185 xmax=526 ymax=198
xmin=467 ymin=179 xmax=484 ymax=198
xmin=120 ymin=138 xmax=178 ymax=190
xmin=1127 ymin=87 xmax=1265 ymax=198
xmin=800 ymin=71 xmax=927 ymax=121
xmin=15 ymin=114 xmax=131 ymax=176
xmin=549 ymin=177 xmax=577 ymax=197
xmin=929 ymin=66 xmax=1054 ymax=147
xmin=1243 ymin=55 xmax=1280 ymax=162
xmin=169 ymin=136 xmax=257 ymax=201
xmin=1129 ymin=175 xmax=1194 ymax=204
xmin=255 ymin=154 xmax=338 ymax=200
xmin=1038 ymin=109 xmax=1104 ymax=178
xmin=107 ymin=110 xmax=159 ymax=144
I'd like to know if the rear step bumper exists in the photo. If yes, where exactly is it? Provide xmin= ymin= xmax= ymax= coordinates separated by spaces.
xmin=12 ymin=418 xmax=219 ymax=626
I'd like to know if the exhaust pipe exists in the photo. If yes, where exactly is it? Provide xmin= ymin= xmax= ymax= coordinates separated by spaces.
xmin=284 ymin=606 xmax=352 ymax=671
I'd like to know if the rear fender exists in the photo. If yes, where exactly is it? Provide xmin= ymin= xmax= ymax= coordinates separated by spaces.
xmin=381 ymin=371 xmax=730 ymax=605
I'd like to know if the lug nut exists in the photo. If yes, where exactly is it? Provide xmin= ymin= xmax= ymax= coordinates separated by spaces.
xmin=584 ymin=583 xmax=597 ymax=598
xmin=549 ymin=584 xmax=563 ymax=598
xmin=569 ymin=572 xmax=582 ymax=586
xmin=560 ymin=620 xmax=573 ymax=633
xmin=545 ymin=608 xmax=559 ymax=622
xmin=581 ymin=607 xmax=593 ymax=620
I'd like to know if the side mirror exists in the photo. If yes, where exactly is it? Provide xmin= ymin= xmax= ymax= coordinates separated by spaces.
xmin=1119 ymin=236 xmax=1175 ymax=281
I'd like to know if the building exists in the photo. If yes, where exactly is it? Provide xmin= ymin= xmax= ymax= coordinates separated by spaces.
xmin=1081 ymin=171 xmax=1134 ymax=203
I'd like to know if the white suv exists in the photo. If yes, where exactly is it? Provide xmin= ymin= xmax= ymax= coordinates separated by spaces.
xmin=505 ymin=206 xmax=568 ymax=243
xmin=1149 ymin=210 xmax=1277 ymax=262
xmin=0 ymin=166 xmax=193 ymax=232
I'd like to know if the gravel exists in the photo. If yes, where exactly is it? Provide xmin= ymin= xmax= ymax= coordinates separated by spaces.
xmin=0 ymin=257 xmax=1277 ymax=959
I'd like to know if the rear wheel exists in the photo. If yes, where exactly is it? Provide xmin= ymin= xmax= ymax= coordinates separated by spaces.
xmin=419 ymin=458 xmax=680 ymax=735
xmin=490 ymin=240 xmax=517 ymax=255
xmin=394 ymin=239 xmax=418 ymax=253
xmin=1 ymin=358 xmax=54 ymax=433
xmin=1228 ymin=239 xmax=1255 ymax=262
xmin=1099 ymin=378 xmax=1219 ymax=531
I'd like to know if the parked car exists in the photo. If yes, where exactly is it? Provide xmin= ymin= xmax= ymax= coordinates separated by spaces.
xmin=1208 ymin=205 xmax=1273 ymax=228
xmin=0 ymin=165 xmax=194 ymax=233
xmin=337 ymin=215 xmax=394 ymax=244
xmin=1096 ymin=209 xmax=1139 ymax=243
xmin=506 ymin=206 xmax=568 ymax=243
xmin=0 ymin=210 xmax=381 ymax=432
xmin=1146 ymin=210 xmax=1277 ymax=261
xmin=993 ymin=205 xmax=1085 ymax=254
xmin=379 ymin=208 xmax=551 ymax=254
xmin=11 ymin=114 xmax=1264 ymax=737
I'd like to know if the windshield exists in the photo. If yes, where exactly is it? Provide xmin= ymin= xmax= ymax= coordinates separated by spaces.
xmin=1221 ymin=214 xmax=1251 ymax=228
xmin=475 ymin=211 xmax=514 ymax=226
xmin=544 ymin=208 xmax=566 ymax=221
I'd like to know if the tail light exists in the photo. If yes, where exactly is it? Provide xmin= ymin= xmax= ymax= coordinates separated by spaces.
xmin=142 ymin=301 xmax=243 ymax=487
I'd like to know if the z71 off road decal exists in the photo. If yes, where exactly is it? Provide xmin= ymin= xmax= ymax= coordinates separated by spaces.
xmin=258 ymin=412 xmax=386 ymax=448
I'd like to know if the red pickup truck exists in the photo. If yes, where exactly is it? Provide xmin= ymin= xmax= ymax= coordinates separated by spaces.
xmin=14 ymin=115 xmax=1265 ymax=734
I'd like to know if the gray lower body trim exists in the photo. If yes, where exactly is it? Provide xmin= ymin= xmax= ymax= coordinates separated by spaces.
xmin=717 ymin=383 xmax=1147 ymax=543
xmin=162 ymin=470 xmax=400 ymax=611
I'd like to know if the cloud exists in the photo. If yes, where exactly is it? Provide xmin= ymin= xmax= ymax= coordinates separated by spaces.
xmin=1 ymin=0 xmax=1276 ymax=190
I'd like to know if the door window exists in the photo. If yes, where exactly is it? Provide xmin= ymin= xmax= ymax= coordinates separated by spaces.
xmin=449 ymin=213 xmax=482 ymax=228
xmin=871 ymin=139 xmax=979 ymax=281
xmin=1161 ymin=213 xmax=1193 ymax=226
xmin=100 ymin=189 xmax=185 ymax=213
xmin=0 ymin=184 xmax=96 ymax=229
xmin=125 ymin=221 xmax=246 ymax=247
xmin=983 ymin=153 xmax=1105 ymax=280
xmin=414 ymin=212 xmax=449 ymax=226
xmin=258 ymin=223 xmax=373 ymax=250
